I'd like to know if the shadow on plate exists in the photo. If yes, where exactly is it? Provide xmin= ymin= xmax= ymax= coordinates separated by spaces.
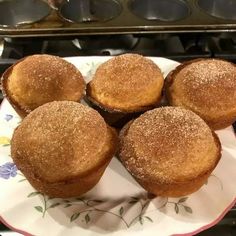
xmin=32 ymin=147 xmax=236 ymax=233
xmin=44 ymin=158 xmax=158 ymax=232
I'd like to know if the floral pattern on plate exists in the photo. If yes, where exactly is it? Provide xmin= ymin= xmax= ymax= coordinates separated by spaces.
xmin=0 ymin=162 xmax=17 ymax=179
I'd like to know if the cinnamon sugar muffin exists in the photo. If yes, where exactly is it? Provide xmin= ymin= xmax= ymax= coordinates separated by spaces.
xmin=165 ymin=58 xmax=236 ymax=130
xmin=86 ymin=53 xmax=164 ymax=127
xmin=11 ymin=101 xmax=117 ymax=198
xmin=1 ymin=54 xmax=85 ymax=118
xmin=119 ymin=107 xmax=221 ymax=197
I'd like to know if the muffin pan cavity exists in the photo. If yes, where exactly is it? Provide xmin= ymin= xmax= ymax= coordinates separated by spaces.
xmin=0 ymin=0 xmax=51 ymax=27
xmin=59 ymin=0 xmax=122 ymax=23
xmin=197 ymin=0 xmax=236 ymax=20
xmin=128 ymin=0 xmax=190 ymax=21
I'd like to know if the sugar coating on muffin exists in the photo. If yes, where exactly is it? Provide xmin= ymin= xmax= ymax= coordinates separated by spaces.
xmin=11 ymin=101 xmax=117 ymax=197
xmin=87 ymin=53 xmax=164 ymax=112
xmin=165 ymin=59 xmax=236 ymax=129
xmin=3 ymin=54 xmax=85 ymax=116
xmin=119 ymin=106 xmax=221 ymax=197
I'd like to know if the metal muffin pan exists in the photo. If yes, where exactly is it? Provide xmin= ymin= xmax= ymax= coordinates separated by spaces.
xmin=128 ymin=0 xmax=190 ymax=21
xmin=59 ymin=0 xmax=122 ymax=23
xmin=197 ymin=0 xmax=236 ymax=21
xmin=0 ymin=0 xmax=236 ymax=37
xmin=0 ymin=0 xmax=51 ymax=27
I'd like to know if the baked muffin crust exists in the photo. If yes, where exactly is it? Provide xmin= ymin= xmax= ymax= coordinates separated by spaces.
xmin=2 ymin=54 xmax=85 ymax=117
xmin=165 ymin=58 xmax=236 ymax=129
xmin=87 ymin=53 xmax=164 ymax=113
xmin=119 ymin=107 xmax=221 ymax=197
xmin=11 ymin=101 xmax=117 ymax=197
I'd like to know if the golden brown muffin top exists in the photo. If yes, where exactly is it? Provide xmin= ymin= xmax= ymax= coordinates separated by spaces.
xmin=4 ymin=54 xmax=85 ymax=113
xmin=87 ymin=54 xmax=164 ymax=112
xmin=11 ymin=101 xmax=112 ymax=183
xmin=168 ymin=59 xmax=236 ymax=113
xmin=119 ymin=107 xmax=221 ymax=183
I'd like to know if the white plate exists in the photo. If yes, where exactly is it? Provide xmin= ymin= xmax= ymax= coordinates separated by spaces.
xmin=0 ymin=56 xmax=236 ymax=236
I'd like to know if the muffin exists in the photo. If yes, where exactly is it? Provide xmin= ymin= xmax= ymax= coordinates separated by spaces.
xmin=86 ymin=53 xmax=164 ymax=127
xmin=165 ymin=58 xmax=236 ymax=130
xmin=119 ymin=107 xmax=221 ymax=197
xmin=11 ymin=101 xmax=117 ymax=198
xmin=1 ymin=54 xmax=85 ymax=118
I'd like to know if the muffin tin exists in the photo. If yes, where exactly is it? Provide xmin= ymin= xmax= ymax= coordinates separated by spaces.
xmin=59 ymin=0 xmax=122 ymax=23
xmin=128 ymin=0 xmax=190 ymax=21
xmin=0 ymin=0 xmax=51 ymax=27
xmin=197 ymin=0 xmax=236 ymax=21
xmin=0 ymin=0 xmax=236 ymax=37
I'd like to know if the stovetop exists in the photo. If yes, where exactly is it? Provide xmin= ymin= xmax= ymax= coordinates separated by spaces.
xmin=0 ymin=32 xmax=236 ymax=235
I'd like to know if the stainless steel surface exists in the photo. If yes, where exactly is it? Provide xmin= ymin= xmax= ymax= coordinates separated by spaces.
xmin=59 ymin=0 xmax=122 ymax=23
xmin=0 ymin=38 xmax=3 ymax=57
xmin=0 ymin=0 xmax=51 ymax=27
xmin=0 ymin=0 xmax=236 ymax=37
xmin=47 ymin=0 xmax=64 ymax=9
xmin=74 ymin=35 xmax=138 ymax=48
xmin=128 ymin=0 xmax=190 ymax=21
xmin=197 ymin=0 xmax=236 ymax=20
xmin=72 ymin=34 xmax=139 ymax=55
